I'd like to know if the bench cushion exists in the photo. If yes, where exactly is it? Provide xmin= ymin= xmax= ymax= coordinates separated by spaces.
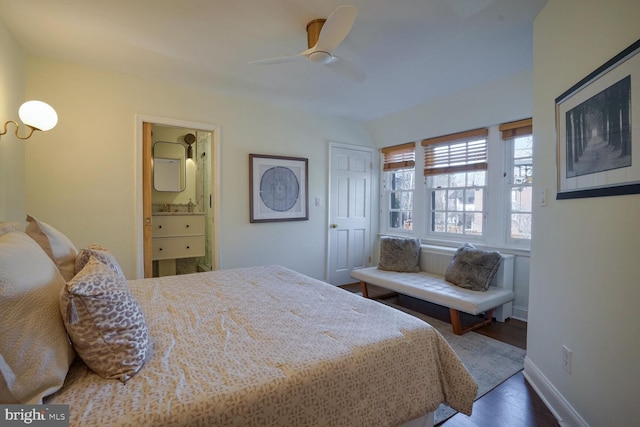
xmin=351 ymin=267 xmax=514 ymax=316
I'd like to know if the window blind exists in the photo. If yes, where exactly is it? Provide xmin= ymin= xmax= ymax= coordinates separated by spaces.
xmin=381 ymin=142 xmax=415 ymax=171
xmin=499 ymin=118 xmax=532 ymax=140
xmin=421 ymin=128 xmax=488 ymax=176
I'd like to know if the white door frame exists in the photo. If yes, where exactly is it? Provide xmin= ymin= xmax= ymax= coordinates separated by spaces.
xmin=325 ymin=141 xmax=377 ymax=284
xmin=135 ymin=114 xmax=221 ymax=279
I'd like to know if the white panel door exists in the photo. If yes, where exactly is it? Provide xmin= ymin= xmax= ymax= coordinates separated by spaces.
xmin=328 ymin=145 xmax=373 ymax=285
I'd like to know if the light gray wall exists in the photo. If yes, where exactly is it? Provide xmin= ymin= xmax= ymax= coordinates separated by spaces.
xmin=366 ymin=70 xmax=532 ymax=145
xmin=527 ymin=1 xmax=640 ymax=425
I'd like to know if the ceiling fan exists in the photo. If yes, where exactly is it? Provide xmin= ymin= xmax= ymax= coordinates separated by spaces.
xmin=248 ymin=5 xmax=364 ymax=82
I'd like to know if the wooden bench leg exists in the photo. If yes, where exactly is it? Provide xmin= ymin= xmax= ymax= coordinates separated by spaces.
xmin=450 ymin=309 xmax=463 ymax=335
xmin=359 ymin=281 xmax=370 ymax=298
xmin=449 ymin=308 xmax=494 ymax=335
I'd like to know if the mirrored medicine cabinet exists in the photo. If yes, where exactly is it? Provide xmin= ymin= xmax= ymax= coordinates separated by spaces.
xmin=153 ymin=141 xmax=186 ymax=192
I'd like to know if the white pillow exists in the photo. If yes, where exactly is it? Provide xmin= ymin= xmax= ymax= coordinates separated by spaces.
xmin=25 ymin=215 xmax=78 ymax=281
xmin=0 ymin=231 xmax=75 ymax=403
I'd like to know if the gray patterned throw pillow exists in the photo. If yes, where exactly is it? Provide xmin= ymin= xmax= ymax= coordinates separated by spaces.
xmin=444 ymin=243 xmax=502 ymax=291
xmin=60 ymin=255 xmax=149 ymax=382
xmin=378 ymin=236 xmax=421 ymax=272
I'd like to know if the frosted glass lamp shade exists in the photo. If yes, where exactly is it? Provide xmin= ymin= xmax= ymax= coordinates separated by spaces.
xmin=18 ymin=101 xmax=58 ymax=131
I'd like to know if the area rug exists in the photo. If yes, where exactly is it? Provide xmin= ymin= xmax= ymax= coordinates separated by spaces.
xmin=381 ymin=301 xmax=526 ymax=425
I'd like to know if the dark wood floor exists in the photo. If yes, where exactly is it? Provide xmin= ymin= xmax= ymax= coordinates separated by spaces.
xmin=341 ymin=284 xmax=558 ymax=427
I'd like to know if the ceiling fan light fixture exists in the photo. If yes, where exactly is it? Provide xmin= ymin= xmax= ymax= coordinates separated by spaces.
xmin=308 ymin=51 xmax=333 ymax=64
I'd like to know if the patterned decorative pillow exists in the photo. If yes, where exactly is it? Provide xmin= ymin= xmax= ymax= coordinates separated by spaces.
xmin=25 ymin=215 xmax=78 ymax=281
xmin=444 ymin=243 xmax=502 ymax=291
xmin=378 ymin=236 xmax=421 ymax=272
xmin=60 ymin=255 xmax=149 ymax=382
xmin=75 ymin=245 xmax=126 ymax=282
xmin=0 ymin=231 xmax=75 ymax=403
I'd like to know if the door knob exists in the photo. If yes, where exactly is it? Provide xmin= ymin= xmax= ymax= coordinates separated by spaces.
xmin=330 ymin=223 xmax=339 ymax=228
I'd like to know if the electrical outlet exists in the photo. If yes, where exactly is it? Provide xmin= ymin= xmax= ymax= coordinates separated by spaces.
xmin=562 ymin=345 xmax=572 ymax=374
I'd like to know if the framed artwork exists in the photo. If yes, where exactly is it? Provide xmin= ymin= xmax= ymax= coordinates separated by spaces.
xmin=556 ymin=38 xmax=640 ymax=199
xmin=249 ymin=154 xmax=309 ymax=222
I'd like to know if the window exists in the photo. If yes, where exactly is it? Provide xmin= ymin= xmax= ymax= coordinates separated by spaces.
xmin=422 ymin=128 xmax=488 ymax=239
xmin=381 ymin=143 xmax=415 ymax=232
xmin=387 ymin=169 xmax=415 ymax=230
xmin=429 ymin=171 xmax=485 ymax=236
xmin=379 ymin=120 xmax=533 ymax=249
xmin=500 ymin=119 xmax=533 ymax=241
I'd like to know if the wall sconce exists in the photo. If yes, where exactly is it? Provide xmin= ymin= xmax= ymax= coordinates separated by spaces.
xmin=1 ymin=100 xmax=58 ymax=140
xmin=184 ymin=133 xmax=196 ymax=159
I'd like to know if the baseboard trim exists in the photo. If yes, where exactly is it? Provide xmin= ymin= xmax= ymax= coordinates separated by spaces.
xmin=512 ymin=305 xmax=528 ymax=321
xmin=523 ymin=357 xmax=589 ymax=427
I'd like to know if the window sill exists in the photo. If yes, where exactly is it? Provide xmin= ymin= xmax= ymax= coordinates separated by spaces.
xmin=418 ymin=237 xmax=531 ymax=257
xmin=376 ymin=233 xmax=531 ymax=257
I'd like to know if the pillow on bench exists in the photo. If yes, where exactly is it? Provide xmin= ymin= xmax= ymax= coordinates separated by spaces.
xmin=445 ymin=243 xmax=501 ymax=291
xmin=378 ymin=236 xmax=421 ymax=272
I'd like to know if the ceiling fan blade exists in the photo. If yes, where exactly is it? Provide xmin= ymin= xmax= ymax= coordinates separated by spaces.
xmin=314 ymin=5 xmax=357 ymax=52
xmin=248 ymin=52 xmax=307 ymax=65
xmin=325 ymin=56 xmax=365 ymax=83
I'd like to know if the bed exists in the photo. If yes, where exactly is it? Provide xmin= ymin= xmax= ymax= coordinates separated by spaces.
xmin=1 ymin=217 xmax=477 ymax=427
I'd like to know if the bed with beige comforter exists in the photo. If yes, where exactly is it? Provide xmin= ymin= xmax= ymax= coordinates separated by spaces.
xmin=46 ymin=265 xmax=476 ymax=426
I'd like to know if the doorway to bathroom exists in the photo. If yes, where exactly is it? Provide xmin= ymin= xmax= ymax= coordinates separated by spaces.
xmin=139 ymin=116 xmax=220 ymax=278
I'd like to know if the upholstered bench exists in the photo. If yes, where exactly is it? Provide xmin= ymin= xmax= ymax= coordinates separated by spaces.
xmin=351 ymin=241 xmax=515 ymax=335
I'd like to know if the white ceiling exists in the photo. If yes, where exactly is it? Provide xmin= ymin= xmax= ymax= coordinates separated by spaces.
xmin=0 ymin=0 xmax=546 ymax=122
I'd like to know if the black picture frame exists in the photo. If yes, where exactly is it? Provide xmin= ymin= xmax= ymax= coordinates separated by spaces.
xmin=249 ymin=154 xmax=309 ymax=223
xmin=556 ymin=38 xmax=640 ymax=199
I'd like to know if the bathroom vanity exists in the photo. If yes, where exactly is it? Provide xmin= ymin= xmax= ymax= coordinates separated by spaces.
xmin=152 ymin=213 xmax=205 ymax=261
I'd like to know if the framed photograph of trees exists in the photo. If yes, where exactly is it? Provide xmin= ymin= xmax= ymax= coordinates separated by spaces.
xmin=556 ymin=38 xmax=640 ymax=199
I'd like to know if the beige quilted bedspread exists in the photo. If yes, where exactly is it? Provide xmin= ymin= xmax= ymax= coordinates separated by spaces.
xmin=46 ymin=265 xmax=477 ymax=426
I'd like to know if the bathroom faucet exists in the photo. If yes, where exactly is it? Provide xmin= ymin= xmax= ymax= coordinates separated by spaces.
xmin=164 ymin=203 xmax=171 ymax=212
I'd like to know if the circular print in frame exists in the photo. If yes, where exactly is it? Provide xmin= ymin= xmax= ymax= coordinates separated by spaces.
xmin=260 ymin=166 xmax=300 ymax=212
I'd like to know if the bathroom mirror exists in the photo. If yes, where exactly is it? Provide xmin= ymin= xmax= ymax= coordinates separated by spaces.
xmin=153 ymin=141 xmax=186 ymax=192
